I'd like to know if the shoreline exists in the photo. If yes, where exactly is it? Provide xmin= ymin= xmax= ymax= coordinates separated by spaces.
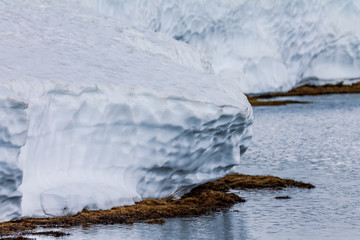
xmin=3 ymin=82 xmax=348 ymax=238
xmin=247 ymin=81 xmax=360 ymax=106
xmin=0 ymin=173 xmax=314 ymax=238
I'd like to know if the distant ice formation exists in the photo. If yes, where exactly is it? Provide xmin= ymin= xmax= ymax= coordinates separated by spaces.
xmin=82 ymin=0 xmax=360 ymax=93
xmin=0 ymin=0 xmax=252 ymax=221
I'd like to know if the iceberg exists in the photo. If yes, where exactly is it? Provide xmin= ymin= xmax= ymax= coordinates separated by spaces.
xmin=82 ymin=0 xmax=360 ymax=93
xmin=0 ymin=0 xmax=252 ymax=221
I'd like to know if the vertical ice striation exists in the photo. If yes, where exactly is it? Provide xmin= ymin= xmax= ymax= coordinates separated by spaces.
xmin=82 ymin=0 xmax=360 ymax=93
xmin=0 ymin=0 xmax=252 ymax=220
xmin=0 ymin=90 xmax=28 ymax=221
xmin=18 ymin=83 xmax=252 ymax=217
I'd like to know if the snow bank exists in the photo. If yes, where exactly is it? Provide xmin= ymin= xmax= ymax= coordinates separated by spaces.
xmin=82 ymin=0 xmax=360 ymax=93
xmin=0 ymin=0 xmax=252 ymax=221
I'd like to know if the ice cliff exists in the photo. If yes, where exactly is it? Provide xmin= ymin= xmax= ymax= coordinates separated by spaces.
xmin=0 ymin=91 xmax=28 ymax=221
xmin=83 ymin=0 xmax=360 ymax=93
xmin=0 ymin=0 xmax=252 ymax=221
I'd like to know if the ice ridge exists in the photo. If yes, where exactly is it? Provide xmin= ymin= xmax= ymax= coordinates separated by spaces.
xmin=82 ymin=0 xmax=360 ymax=93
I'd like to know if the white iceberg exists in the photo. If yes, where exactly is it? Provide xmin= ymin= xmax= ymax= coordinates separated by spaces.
xmin=83 ymin=0 xmax=360 ymax=93
xmin=0 ymin=0 xmax=252 ymax=221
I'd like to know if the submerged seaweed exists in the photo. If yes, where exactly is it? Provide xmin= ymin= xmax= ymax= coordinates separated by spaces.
xmin=0 ymin=174 xmax=314 ymax=237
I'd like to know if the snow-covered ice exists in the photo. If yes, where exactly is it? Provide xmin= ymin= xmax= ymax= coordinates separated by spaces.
xmin=83 ymin=0 xmax=360 ymax=93
xmin=0 ymin=0 xmax=252 ymax=221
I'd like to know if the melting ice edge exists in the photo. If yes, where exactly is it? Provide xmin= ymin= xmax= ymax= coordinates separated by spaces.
xmin=0 ymin=0 xmax=252 ymax=221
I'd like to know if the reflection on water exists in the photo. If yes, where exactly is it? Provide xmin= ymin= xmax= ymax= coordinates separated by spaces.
xmin=34 ymin=94 xmax=360 ymax=240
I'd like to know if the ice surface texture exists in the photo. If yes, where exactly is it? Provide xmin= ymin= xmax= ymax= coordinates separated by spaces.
xmin=83 ymin=0 xmax=360 ymax=93
xmin=0 ymin=0 xmax=252 ymax=221
xmin=0 ymin=92 xmax=28 ymax=221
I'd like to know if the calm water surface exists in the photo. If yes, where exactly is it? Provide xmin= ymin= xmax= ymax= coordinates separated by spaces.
xmin=34 ymin=94 xmax=360 ymax=240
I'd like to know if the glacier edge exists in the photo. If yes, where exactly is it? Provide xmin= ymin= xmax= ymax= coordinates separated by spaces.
xmin=0 ymin=0 xmax=253 ymax=221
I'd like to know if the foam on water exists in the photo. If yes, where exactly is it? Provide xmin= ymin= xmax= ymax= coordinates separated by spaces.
xmin=82 ymin=0 xmax=360 ymax=93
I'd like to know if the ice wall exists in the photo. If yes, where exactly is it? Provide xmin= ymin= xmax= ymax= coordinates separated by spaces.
xmin=17 ymin=81 xmax=252 ymax=217
xmin=0 ymin=0 xmax=252 ymax=220
xmin=0 ymin=90 xmax=28 ymax=221
xmin=82 ymin=0 xmax=360 ymax=93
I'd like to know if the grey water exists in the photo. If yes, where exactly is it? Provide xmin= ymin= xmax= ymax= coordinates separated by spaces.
xmin=35 ymin=94 xmax=360 ymax=240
